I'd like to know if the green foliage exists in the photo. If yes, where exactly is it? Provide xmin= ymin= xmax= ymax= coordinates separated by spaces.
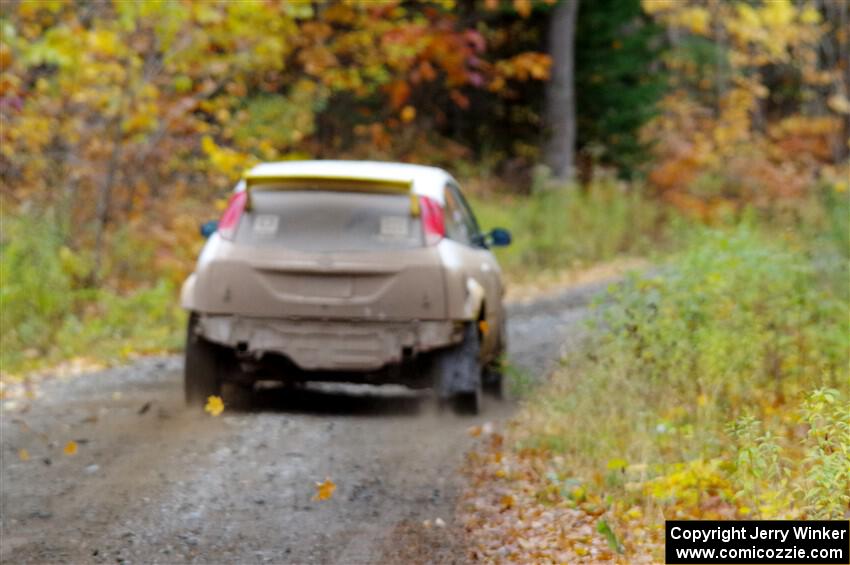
xmin=504 ymin=363 xmax=537 ymax=398
xmin=575 ymin=0 xmax=666 ymax=177
xmin=471 ymin=179 xmax=673 ymax=281
xmin=596 ymin=518 xmax=625 ymax=554
xmin=798 ymin=388 xmax=850 ymax=518
xmin=1 ymin=211 xmax=75 ymax=371
xmin=725 ymin=388 xmax=850 ymax=519
xmin=233 ymin=86 xmax=324 ymax=155
xmin=0 ymin=213 xmax=184 ymax=376
xmin=516 ymin=222 xmax=849 ymax=518
xmin=823 ymin=187 xmax=850 ymax=258
xmin=727 ymin=416 xmax=788 ymax=516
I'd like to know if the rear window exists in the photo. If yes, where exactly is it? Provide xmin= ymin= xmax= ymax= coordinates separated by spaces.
xmin=235 ymin=189 xmax=424 ymax=252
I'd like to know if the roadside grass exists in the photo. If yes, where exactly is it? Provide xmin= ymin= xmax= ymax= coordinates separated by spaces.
xmin=0 ymin=212 xmax=185 ymax=379
xmin=470 ymin=179 xmax=680 ymax=285
xmin=461 ymin=191 xmax=850 ymax=561
xmin=504 ymin=363 xmax=537 ymax=399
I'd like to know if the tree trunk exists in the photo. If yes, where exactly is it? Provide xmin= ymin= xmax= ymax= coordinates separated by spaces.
xmin=836 ymin=0 xmax=849 ymax=163
xmin=91 ymin=118 xmax=123 ymax=284
xmin=544 ymin=0 xmax=580 ymax=182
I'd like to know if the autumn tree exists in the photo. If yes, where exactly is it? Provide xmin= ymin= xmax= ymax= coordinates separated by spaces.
xmin=641 ymin=0 xmax=849 ymax=217
xmin=0 ymin=0 xmax=554 ymax=287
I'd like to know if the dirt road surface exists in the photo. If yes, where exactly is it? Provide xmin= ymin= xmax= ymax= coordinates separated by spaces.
xmin=1 ymin=280 xmax=609 ymax=564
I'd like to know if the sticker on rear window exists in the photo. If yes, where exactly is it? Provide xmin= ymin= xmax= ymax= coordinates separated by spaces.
xmin=379 ymin=216 xmax=408 ymax=237
xmin=253 ymin=214 xmax=279 ymax=236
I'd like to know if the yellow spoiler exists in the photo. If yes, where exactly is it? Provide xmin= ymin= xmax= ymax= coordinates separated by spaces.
xmin=242 ymin=173 xmax=417 ymax=214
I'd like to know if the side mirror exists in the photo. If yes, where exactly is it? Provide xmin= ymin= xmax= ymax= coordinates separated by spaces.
xmin=200 ymin=220 xmax=218 ymax=239
xmin=487 ymin=227 xmax=512 ymax=247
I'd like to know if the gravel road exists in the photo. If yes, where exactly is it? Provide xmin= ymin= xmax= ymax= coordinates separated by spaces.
xmin=0 ymin=279 xmax=610 ymax=565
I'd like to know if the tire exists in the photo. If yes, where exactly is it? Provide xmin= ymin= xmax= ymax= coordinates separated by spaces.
xmin=452 ymin=387 xmax=482 ymax=415
xmin=432 ymin=322 xmax=483 ymax=415
xmin=482 ymin=363 xmax=504 ymax=399
xmin=221 ymin=382 xmax=254 ymax=411
xmin=483 ymin=319 xmax=507 ymax=399
xmin=184 ymin=314 xmax=227 ymax=407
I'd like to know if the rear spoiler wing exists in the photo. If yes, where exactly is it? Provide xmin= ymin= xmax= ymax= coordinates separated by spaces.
xmin=242 ymin=174 xmax=416 ymax=213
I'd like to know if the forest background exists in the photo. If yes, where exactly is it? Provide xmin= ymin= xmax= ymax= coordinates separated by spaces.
xmin=1 ymin=0 xmax=848 ymax=374
xmin=2 ymin=1 xmax=848 ymax=556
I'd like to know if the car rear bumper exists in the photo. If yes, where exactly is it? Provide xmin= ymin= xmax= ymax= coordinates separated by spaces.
xmin=197 ymin=315 xmax=461 ymax=371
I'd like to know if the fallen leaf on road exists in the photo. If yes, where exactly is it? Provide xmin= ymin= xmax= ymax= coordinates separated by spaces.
xmin=314 ymin=478 xmax=336 ymax=501
xmin=18 ymin=448 xmax=29 ymax=461
xmin=63 ymin=441 xmax=78 ymax=456
xmin=205 ymin=395 xmax=224 ymax=416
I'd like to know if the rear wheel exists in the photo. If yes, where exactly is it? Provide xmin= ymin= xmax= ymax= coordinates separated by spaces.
xmin=184 ymin=314 xmax=227 ymax=407
xmin=451 ymin=387 xmax=482 ymax=415
xmin=482 ymin=363 xmax=504 ymax=399
xmin=432 ymin=323 xmax=482 ymax=415
xmin=483 ymin=320 xmax=507 ymax=399
xmin=221 ymin=382 xmax=254 ymax=411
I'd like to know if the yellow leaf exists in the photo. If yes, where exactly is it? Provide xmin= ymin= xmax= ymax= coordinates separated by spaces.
xmin=679 ymin=7 xmax=711 ymax=35
xmin=500 ymin=494 xmax=515 ymax=509
xmin=201 ymin=135 xmax=216 ymax=154
xmin=514 ymin=0 xmax=531 ymax=18
xmin=570 ymin=486 xmax=586 ymax=501
xmin=800 ymin=5 xmax=821 ymax=24
xmin=314 ymin=478 xmax=336 ymax=501
xmin=63 ymin=441 xmax=78 ymax=456
xmin=205 ymin=395 xmax=224 ymax=416
xmin=827 ymin=94 xmax=850 ymax=115
xmin=87 ymin=29 xmax=120 ymax=57
xmin=607 ymin=457 xmax=628 ymax=471
xmin=736 ymin=4 xmax=761 ymax=28
xmin=760 ymin=0 xmax=794 ymax=27
xmin=0 ymin=43 xmax=12 ymax=71
xmin=642 ymin=0 xmax=677 ymax=14
xmin=18 ymin=448 xmax=30 ymax=461
xmin=400 ymin=105 xmax=416 ymax=123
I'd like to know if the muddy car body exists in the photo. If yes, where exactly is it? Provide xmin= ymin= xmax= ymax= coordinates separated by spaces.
xmin=181 ymin=161 xmax=510 ymax=413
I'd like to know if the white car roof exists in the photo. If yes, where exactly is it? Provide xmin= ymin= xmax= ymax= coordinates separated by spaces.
xmin=244 ymin=160 xmax=453 ymax=202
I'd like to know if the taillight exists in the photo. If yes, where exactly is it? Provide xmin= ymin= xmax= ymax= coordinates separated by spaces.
xmin=218 ymin=191 xmax=247 ymax=241
xmin=419 ymin=195 xmax=445 ymax=245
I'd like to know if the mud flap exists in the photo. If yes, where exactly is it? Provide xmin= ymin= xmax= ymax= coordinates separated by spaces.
xmin=434 ymin=323 xmax=481 ymax=399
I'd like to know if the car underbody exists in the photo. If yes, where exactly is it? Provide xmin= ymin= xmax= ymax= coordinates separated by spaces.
xmin=195 ymin=314 xmax=465 ymax=372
